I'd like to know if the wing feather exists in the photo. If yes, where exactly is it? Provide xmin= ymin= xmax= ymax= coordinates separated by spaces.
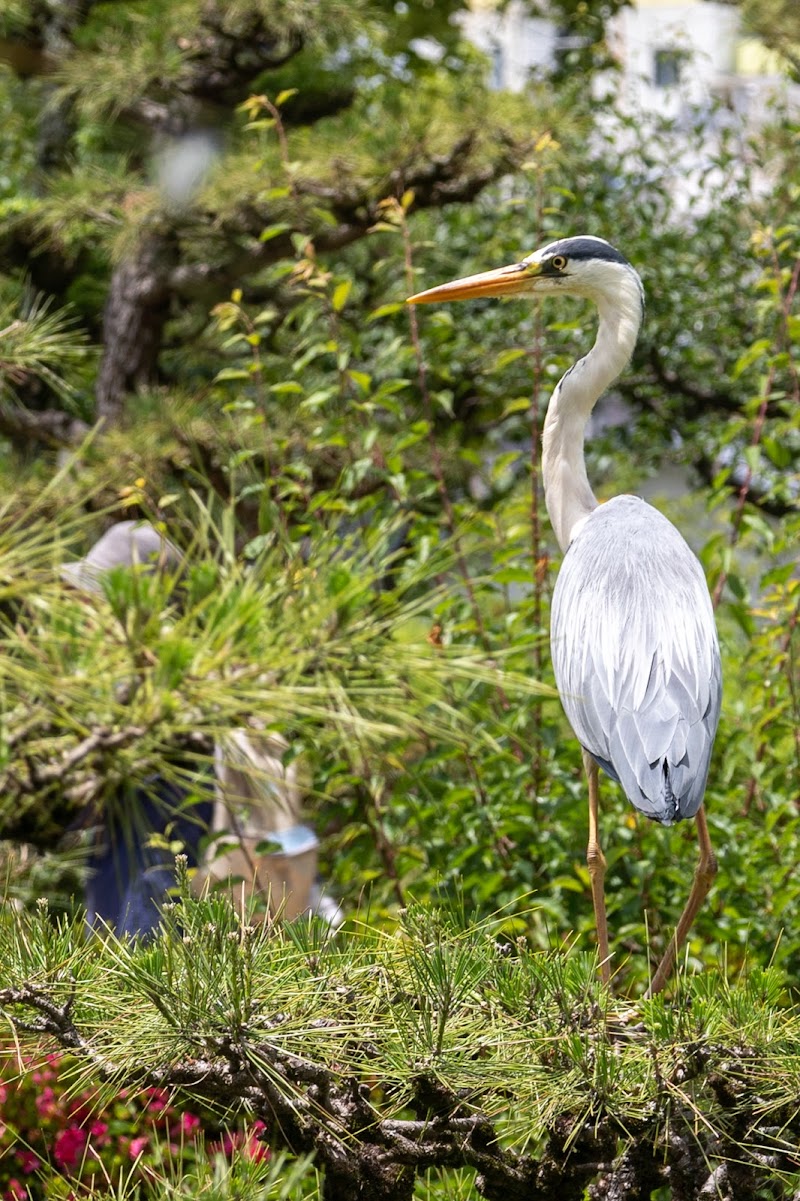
xmin=551 ymin=495 xmax=721 ymax=824
xmin=634 ymin=705 xmax=679 ymax=765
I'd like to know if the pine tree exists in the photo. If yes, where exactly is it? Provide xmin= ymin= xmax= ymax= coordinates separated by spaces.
xmin=0 ymin=0 xmax=531 ymax=435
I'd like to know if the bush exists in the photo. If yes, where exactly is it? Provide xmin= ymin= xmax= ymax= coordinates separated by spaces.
xmin=0 ymin=1047 xmax=266 ymax=1201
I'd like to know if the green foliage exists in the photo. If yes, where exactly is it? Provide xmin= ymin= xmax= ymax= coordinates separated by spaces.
xmin=0 ymin=493 xmax=544 ymax=856
xmin=0 ymin=0 xmax=799 ymax=1193
xmin=737 ymin=0 xmax=800 ymax=79
xmin=59 ymin=0 xmax=365 ymax=123
xmin=4 ymin=889 xmax=800 ymax=1199
xmin=0 ymin=293 xmax=95 ymax=406
xmin=0 ymin=58 xmax=798 ymax=993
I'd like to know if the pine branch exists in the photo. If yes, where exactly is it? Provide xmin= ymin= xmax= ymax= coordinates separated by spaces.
xmin=169 ymin=134 xmax=521 ymax=302
xmin=177 ymin=19 xmax=305 ymax=104
xmin=93 ymin=128 xmax=520 ymax=416
xmin=0 ymin=512 xmax=545 ymax=849
xmin=0 ymin=401 xmax=89 ymax=448
xmin=2 ymin=898 xmax=799 ymax=1201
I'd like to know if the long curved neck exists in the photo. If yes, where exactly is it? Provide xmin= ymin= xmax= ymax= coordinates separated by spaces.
xmin=542 ymin=282 xmax=643 ymax=551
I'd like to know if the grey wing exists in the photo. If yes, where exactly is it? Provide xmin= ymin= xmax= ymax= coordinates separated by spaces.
xmin=550 ymin=496 xmax=721 ymax=825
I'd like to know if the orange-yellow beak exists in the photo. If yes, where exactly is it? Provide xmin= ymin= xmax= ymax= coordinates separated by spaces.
xmin=407 ymin=260 xmax=539 ymax=305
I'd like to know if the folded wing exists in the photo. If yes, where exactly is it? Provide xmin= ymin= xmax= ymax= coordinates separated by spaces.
xmin=551 ymin=495 xmax=722 ymax=825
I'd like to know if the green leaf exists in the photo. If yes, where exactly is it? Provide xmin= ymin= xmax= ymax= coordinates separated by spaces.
xmin=300 ymin=388 xmax=335 ymax=411
xmin=332 ymin=280 xmax=352 ymax=313
xmin=368 ymin=302 xmax=404 ymax=321
xmin=492 ymin=348 xmax=527 ymax=372
xmin=269 ymin=381 xmax=303 ymax=394
xmin=347 ymin=370 xmax=372 ymax=393
xmin=494 ymin=567 xmax=532 ymax=585
xmin=502 ymin=397 xmax=532 ymax=417
xmin=732 ymin=338 xmax=771 ymax=379
xmin=760 ymin=562 xmax=796 ymax=588
xmin=259 ymin=222 xmax=292 ymax=243
xmin=762 ymin=436 xmax=791 ymax=468
xmin=726 ymin=572 xmax=747 ymax=601
xmin=214 ymin=368 xmax=250 ymax=382
xmin=260 ymin=185 xmax=292 ymax=201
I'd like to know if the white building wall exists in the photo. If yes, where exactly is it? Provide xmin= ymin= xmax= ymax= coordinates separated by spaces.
xmin=463 ymin=3 xmax=555 ymax=91
xmin=461 ymin=0 xmax=798 ymax=212
xmin=462 ymin=0 xmax=797 ymax=122
xmin=611 ymin=2 xmax=740 ymax=116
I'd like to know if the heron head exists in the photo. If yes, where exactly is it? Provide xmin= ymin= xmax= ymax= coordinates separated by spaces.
xmin=407 ymin=235 xmax=643 ymax=309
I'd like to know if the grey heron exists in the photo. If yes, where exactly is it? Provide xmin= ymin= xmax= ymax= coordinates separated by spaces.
xmin=408 ymin=235 xmax=721 ymax=995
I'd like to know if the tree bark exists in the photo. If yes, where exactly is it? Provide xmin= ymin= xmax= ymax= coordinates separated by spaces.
xmin=95 ymin=230 xmax=178 ymax=423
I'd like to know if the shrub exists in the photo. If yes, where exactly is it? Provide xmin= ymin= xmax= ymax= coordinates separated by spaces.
xmin=0 ymin=1046 xmax=266 ymax=1200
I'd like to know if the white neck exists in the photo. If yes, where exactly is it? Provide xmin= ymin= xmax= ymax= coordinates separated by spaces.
xmin=542 ymin=278 xmax=643 ymax=551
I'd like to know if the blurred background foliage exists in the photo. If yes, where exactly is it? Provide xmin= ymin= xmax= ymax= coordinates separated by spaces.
xmin=0 ymin=0 xmax=799 ymax=1193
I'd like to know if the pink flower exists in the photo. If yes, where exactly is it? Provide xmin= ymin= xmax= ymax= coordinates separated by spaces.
xmin=128 ymin=1135 xmax=149 ymax=1160
xmin=246 ymin=1122 xmax=269 ymax=1162
xmin=179 ymin=1112 xmax=201 ymax=1136
xmin=217 ymin=1131 xmax=237 ymax=1156
xmin=5 ymin=1178 xmax=27 ymax=1200
xmin=143 ymin=1088 xmax=168 ymax=1112
xmin=17 ymin=1150 xmax=41 ymax=1175
xmin=35 ymin=1086 xmax=57 ymax=1119
xmin=89 ymin=1119 xmax=109 ymax=1143
xmin=0 ymin=1083 xmax=8 ymax=1104
xmin=66 ymin=1095 xmax=92 ymax=1125
xmin=53 ymin=1125 xmax=88 ymax=1171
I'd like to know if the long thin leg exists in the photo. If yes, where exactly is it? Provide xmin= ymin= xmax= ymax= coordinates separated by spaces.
xmin=646 ymin=805 xmax=718 ymax=997
xmin=583 ymin=750 xmax=610 ymax=985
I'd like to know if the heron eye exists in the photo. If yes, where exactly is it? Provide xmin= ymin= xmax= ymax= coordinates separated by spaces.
xmin=551 ymin=255 xmax=567 ymax=271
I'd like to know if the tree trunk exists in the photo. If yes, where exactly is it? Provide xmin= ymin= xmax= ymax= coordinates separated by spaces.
xmin=95 ymin=229 xmax=177 ymax=423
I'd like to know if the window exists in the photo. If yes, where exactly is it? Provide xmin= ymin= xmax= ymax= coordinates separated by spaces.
xmin=489 ymin=40 xmax=504 ymax=91
xmin=654 ymin=48 xmax=687 ymax=87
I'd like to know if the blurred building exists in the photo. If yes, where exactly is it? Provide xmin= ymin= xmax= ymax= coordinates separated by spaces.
xmin=463 ymin=0 xmax=798 ymax=124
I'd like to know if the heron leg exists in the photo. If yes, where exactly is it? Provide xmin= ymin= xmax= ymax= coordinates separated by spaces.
xmin=583 ymin=750 xmax=611 ymax=985
xmin=646 ymin=805 xmax=718 ymax=998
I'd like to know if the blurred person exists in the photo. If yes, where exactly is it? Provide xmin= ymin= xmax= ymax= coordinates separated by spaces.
xmin=197 ymin=723 xmax=344 ymax=929
xmin=62 ymin=520 xmax=212 ymax=936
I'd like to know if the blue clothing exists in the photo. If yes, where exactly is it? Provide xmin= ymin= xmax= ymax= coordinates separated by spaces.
xmin=85 ymin=780 xmax=211 ymax=937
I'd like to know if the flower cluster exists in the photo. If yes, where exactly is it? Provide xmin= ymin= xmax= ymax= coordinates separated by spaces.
xmin=0 ymin=1046 xmax=268 ymax=1199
